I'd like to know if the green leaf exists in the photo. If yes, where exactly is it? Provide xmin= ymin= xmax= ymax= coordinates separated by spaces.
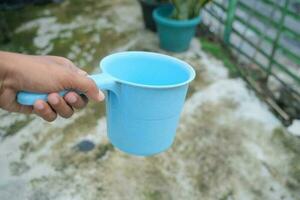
xmin=170 ymin=0 xmax=213 ymax=20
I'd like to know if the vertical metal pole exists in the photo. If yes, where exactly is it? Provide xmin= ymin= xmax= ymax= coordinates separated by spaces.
xmin=265 ymin=0 xmax=289 ymax=80
xmin=224 ymin=0 xmax=238 ymax=44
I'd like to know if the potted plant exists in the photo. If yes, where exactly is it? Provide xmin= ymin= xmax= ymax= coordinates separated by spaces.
xmin=138 ymin=0 xmax=169 ymax=32
xmin=153 ymin=0 xmax=212 ymax=52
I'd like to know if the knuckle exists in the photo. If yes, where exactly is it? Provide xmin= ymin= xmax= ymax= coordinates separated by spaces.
xmin=59 ymin=72 xmax=74 ymax=89
xmin=55 ymin=56 xmax=69 ymax=64
xmin=61 ymin=58 xmax=73 ymax=67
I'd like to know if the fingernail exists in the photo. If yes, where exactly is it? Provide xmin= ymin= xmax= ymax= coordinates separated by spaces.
xmin=51 ymin=96 xmax=59 ymax=105
xmin=68 ymin=95 xmax=77 ymax=103
xmin=35 ymin=103 xmax=44 ymax=110
xmin=98 ymin=91 xmax=105 ymax=101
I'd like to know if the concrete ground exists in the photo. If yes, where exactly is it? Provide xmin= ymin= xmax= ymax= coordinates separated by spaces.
xmin=0 ymin=0 xmax=299 ymax=199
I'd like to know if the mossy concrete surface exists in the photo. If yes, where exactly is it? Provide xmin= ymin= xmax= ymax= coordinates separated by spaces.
xmin=0 ymin=0 xmax=300 ymax=200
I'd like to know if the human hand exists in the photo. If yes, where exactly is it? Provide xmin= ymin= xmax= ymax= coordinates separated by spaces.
xmin=0 ymin=51 xmax=104 ymax=121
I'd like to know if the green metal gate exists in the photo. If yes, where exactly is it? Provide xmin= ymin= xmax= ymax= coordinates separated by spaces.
xmin=203 ymin=0 xmax=300 ymax=124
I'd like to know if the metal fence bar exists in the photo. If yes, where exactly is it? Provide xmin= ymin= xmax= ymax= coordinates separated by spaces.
xmin=205 ymin=8 xmax=225 ymax=24
xmin=205 ymin=0 xmax=300 ymax=76
xmin=229 ymin=43 xmax=291 ymax=121
xmin=277 ymin=45 xmax=300 ymax=66
xmin=265 ymin=0 xmax=289 ymax=80
xmin=203 ymin=0 xmax=300 ymax=123
xmin=237 ymin=1 xmax=278 ymax=28
xmin=213 ymin=1 xmax=226 ymax=12
xmin=229 ymin=40 xmax=300 ymax=96
xmin=231 ymin=28 xmax=270 ymax=60
xmin=273 ymin=60 xmax=300 ymax=83
xmin=262 ymin=0 xmax=300 ymax=20
xmin=283 ymin=26 xmax=300 ymax=40
xmin=224 ymin=0 xmax=238 ymax=44
xmin=234 ymin=15 xmax=273 ymax=44
xmin=229 ymin=39 xmax=300 ymax=97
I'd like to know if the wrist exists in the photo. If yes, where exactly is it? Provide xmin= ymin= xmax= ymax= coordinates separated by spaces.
xmin=0 ymin=51 xmax=13 ymax=76
xmin=0 ymin=51 xmax=19 ymax=92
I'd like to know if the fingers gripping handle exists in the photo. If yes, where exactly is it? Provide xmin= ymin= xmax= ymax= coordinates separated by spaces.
xmin=17 ymin=73 xmax=116 ymax=106
xmin=17 ymin=90 xmax=68 ymax=106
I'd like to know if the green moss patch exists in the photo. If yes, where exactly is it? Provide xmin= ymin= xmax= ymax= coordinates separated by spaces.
xmin=199 ymin=37 xmax=239 ymax=77
xmin=272 ymin=128 xmax=300 ymax=189
xmin=4 ymin=117 xmax=33 ymax=137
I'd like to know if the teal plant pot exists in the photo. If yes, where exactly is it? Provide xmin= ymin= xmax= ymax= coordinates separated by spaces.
xmin=153 ymin=5 xmax=201 ymax=52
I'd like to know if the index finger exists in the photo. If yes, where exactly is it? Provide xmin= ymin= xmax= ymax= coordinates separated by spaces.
xmin=69 ymin=73 xmax=105 ymax=102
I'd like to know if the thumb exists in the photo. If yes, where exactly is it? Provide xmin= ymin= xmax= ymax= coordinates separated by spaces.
xmin=70 ymin=73 xmax=104 ymax=102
